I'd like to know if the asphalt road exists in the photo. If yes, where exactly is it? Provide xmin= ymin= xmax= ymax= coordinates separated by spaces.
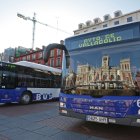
xmin=0 ymin=101 xmax=140 ymax=140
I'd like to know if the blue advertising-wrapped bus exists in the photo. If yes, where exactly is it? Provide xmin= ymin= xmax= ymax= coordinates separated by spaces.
xmin=0 ymin=61 xmax=61 ymax=104
xmin=44 ymin=21 xmax=140 ymax=126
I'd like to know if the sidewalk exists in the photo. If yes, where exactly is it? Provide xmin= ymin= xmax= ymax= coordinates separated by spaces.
xmin=0 ymin=102 xmax=106 ymax=140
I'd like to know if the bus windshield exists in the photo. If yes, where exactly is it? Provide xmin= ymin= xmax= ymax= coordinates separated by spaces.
xmin=62 ymin=43 xmax=140 ymax=96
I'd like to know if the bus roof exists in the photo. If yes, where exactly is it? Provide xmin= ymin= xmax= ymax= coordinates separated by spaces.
xmin=14 ymin=61 xmax=62 ymax=73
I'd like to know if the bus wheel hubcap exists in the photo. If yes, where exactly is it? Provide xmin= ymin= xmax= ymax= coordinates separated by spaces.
xmin=23 ymin=94 xmax=30 ymax=102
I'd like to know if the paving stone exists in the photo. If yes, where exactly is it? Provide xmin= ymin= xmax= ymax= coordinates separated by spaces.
xmin=18 ymin=122 xmax=44 ymax=131
xmin=0 ymin=128 xmax=27 ymax=138
xmin=20 ymin=113 xmax=52 ymax=122
xmin=0 ymin=115 xmax=9 ymax=120
xmin=3 ymin=120 xmax=31 ymax=128
xmin=0 ymin=125 xmax=10 ymax=132
xmin=88 ymin=136 xmax=108 ymax=140
xmin=10 ymin=131 xmax=46 ymax=140
xmin=0 ymin=119 xmax=11 ymax=125
xmin=48 ymin=131 xmax=91 ymax=140
xmin=0 ymin=134 xmax=10 ymax=140
xmin=33 ymin=126 xmax=62 ymax=136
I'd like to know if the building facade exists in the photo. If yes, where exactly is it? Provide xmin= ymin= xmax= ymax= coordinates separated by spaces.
xmin=0 ymin=47 xmax=15 ymax=62
xmin=14 ymin=46 xmax=63 ymax=69
xmin=74 ymin=9 xmax=140 ymax=35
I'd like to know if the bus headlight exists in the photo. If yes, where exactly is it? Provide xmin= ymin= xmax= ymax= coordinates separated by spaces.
xmin=138 ymin=109 xmax=140 ymax=115
xmin=60 ymin=109 xmax=67 ymax=114
xmin=60 ymin=102 xmax=66 ymax=108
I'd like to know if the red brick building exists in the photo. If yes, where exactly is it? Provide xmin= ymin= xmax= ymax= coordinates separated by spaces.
xmin=14 ymin=47 xmax=63 ymax=69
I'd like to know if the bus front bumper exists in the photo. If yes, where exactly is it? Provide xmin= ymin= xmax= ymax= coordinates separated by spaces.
xmin=59 ymin=107 xmax=140 ymax=127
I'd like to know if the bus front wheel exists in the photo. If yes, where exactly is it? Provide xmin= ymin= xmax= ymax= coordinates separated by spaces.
xmin=20 ymin=92 xmax=32 ymax=105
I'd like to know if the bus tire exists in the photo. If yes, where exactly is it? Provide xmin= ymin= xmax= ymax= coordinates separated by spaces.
xmin=20 ymin=92 xmax=32 ymax=105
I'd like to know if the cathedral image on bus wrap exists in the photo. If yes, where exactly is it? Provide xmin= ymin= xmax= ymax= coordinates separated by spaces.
xmin=66 ymin=55 xmax=135 ymax=90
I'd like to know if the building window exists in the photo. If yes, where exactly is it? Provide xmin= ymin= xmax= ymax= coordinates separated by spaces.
xmin=75 ymin=32 xmax=80 ymax=35
xmin=127 ymin=64 xmax=130 ymax=70
xmin=103 ymin=74 xmax=107 ymax=80
xmin=27 ymin=55 xmax=30 ymax=60
xmin=117 ymin=75 xmax=121 ymax=80
xmin=86 ymin=22 xmax=90 ymax=26
xmin=110 ymin=75 xmax=114 ymax=80
xmin=114 ymin=11 xmax=122 ymax=17
xmin=86 ymin=21 xmax=91 ymax=26
xmin=84 ymin=30 xmax=88 ymax=32
xmin=22 ymin=56 xmax=26 ymax=61
xmin=56 ymin=58 xmax=61 ymax=67
xmin=103 ymin=24 xmax=107 ymax=28
xmin=50 ymin=50 xmax=54 ymax=57
xmin=92 ymin=27 xmax=96 ymax=30
xmin=50 ymin=58 xmax=54 ymax=67
xmin=104 ymin=15 xmax=109 ymax=21
xmin=78 ymin=23 xmax=84 ymax=29
xmin=115 ymin=12 xmax=119 ymax=17
xmin=79 ymin=25 xmax=82 ymax=29
xmin=57 ymin=49 xmax=61 ymax=56
xmin=38 ymin=52 xmax=43 ymax=59
xmin=127 ymin=17 xmax=133 ymax=22
xmin=16 ymin=58 xmax=19 ymax=61
xmin=32 ymin=54 xmax=36 ymax=60
xmin=114 ymin=21 xmax=119 ymax=25
xmin=94 ymin=19 xmax=98 ymax=24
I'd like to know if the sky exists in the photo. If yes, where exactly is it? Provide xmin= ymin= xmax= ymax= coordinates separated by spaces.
xmin=0 ymin=0 xmax=140 ymax=53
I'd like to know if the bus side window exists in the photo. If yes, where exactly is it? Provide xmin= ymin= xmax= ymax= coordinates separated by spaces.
xmin=18 ymin=77 xmax=22 ymax=87
xmin=22 ymin=77 xmax=27 ymax=87
xmin=18 ymin=76 xmax=26 ymax=87
xmin=26 ymin=77 xmax=34 ymax=87
xmin=0 ymin=72 xmax=2 ymax=85
xmin=3 ymin=71 xmax=16 ymax=88
xmin=53 ymin=81 xmax=58 ymax=88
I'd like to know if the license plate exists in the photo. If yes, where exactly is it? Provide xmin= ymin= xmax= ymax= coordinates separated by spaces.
xmin=86 ymin=115 xmax=108 ymax=124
